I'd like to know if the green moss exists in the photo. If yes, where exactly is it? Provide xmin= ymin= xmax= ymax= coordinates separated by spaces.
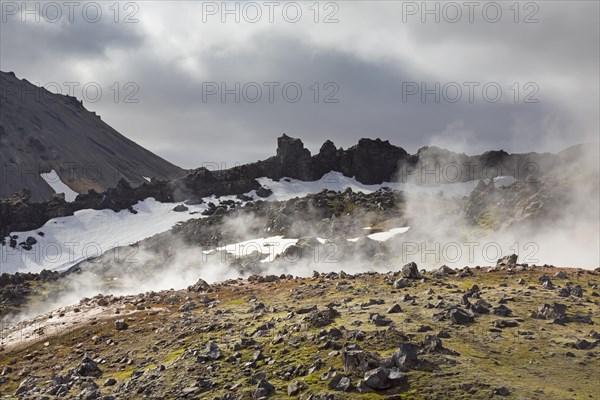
xmin=163 ymin=348 xmax=185 ymax=364
xmin=103 ymin=367 xmax=136 ymax=382
xmin=475 ymin=210 xmax=499 ymax=229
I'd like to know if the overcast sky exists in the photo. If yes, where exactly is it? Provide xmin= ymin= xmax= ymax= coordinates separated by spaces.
xmin=1 ymin=1 xmax=598 ymax=168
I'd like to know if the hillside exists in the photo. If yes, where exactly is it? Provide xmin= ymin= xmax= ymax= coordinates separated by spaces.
xmin=1 ymin=264 xmax=598 ymax=399
xmin=0 ymin=71 xmax=185 ymax=201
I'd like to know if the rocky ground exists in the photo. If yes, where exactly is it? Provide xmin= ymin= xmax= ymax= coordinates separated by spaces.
xmin=1 ymin=262 xmax=599 ymax=399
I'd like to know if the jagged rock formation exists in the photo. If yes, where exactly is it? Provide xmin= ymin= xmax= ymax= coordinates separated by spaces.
xmin=1 ymin=132 xmax=593 ymax=238
xmin=0 ymin=71 xmax=185 ymax=201
xmin=2 ymin=71 xmax=595 ymax=239
xmin=215 ymin=133 xmax=563 ymax=186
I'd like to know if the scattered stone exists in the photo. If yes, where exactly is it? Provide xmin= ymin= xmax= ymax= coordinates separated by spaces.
xmin=179 ymin=301 xmax=197 ymax=312
xmin=104 ymin=378 xmax=117 ymax=387
xmin=328 ymin=374 xmax=353 ymax=392
xmin=287 ymin=380 xmax=306 ymax=396
xmin=497 ymin=254 xmax=518 ymax=267
xmin=494 ymin=386 xmax=510 ymax=396
xmin=370 ymin=313 xmax=392 ymax=326
xmin=493 ymin=319 xmax=519 ymax=329
xmin=449 ymin=308 xmax=474 ymax=325
xmin=253 ymin=379 xmax=275 ymax=398
xmin=74 ymin=355 xmax=102 ymax=377
xmin=114 ymin=320 xmax=128 ymax=331
xmin=205 ymin=342 xmax=222 ymax=360
xmin=297 ymin=305 xmax=318 ymax=314
xmin=14 ymin=377 xmax=36 ymax=396
xmin=532 ymin=303 xmax=567 ymax=321
xmin=558 ymin=285 xmax=583 ymax=297
xmin=435 ymin=265 xmax=454 ymax=276
xmin=308 ymin=307 xmax=340 ymax=327
xmin=363 ymin=367 xmax=394 ymax=390
xmin=391 ymin=343 xmax=418 ymax=369
xmin=256 ymin=187 xmax=273 ymax=198
xmin=173 ymin=204 xmax=189 ymax=212
xmin=401 ymin=262 xmax=422 ymax=279
xmin=493 ymin=305 xmax=513 ymax=317
xmin=342 ymin=350 xmax=380 ymax=374
xmin=387 ymin=304 xmax=402 ymax=314
xmin=572 ymin=339 xmax=593 ymax=350
xmin=539 ymin=275 xmax=554 ymax=289
xmin=393 ymin=278 xmax=410 ymax=289
xmin=188 ymin=278 xmax=210 ymax=292
xmin=422 ymin=335 xmax=443 ymax=353
xmin=554 ymin=271 xmax=567 ymax=279
xmin=437 ymin=329 xmax=451 ymax=339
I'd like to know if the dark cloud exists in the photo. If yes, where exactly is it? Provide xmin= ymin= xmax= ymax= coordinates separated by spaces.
xmin=0 ymin=5 xmax=144 ymax=68
xmin=0 ymin=1 xmax=597 ymax=169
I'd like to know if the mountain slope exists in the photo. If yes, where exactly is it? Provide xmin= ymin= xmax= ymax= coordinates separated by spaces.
xmin=0 ymin=71 xmax=185 ymax=201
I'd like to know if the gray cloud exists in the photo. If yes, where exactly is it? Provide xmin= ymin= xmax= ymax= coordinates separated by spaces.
xmin=1 ymin=1 xmax=597 ymax=169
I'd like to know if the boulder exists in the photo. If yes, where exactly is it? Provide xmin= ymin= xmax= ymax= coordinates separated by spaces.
xmin=205 ymin=342 xmax=222 ymax=360
xmin=363 ymin=367 xmax=392 ymax=389
xmin=401 ymin=262 xmax=422 ymax=279
xmin=393 ymin=278 xmax=410 ymax=289
xmin=532 ymin=303 xmax=567 ymax=321
xmin=256 ymin=186 xmax=273 ymax=198
xmin=188 ymin=278 xmax=210 ymax=292
xmin=421 ymin=335 xmax=444 ymax=353
xmin=449 ymin=308 xmax=474 ymax=325
xmin=114 ymin=320 xmax=128 ymax=331
xmin=308 ymin=307 xmax=340 ymax=328
xmin=287 ymin=380 xmax=306 ymax=396
xmin=387 ymin=304 xmax=402 ymax=314
xmin=328 ymin=374 xmax=353 ymax=392
xmin=253 ymin=379 xmax=275 ymax=398
xmin=342 ymin=350 xmax=380 ymax=375
xmin=391 ymin=343 xmax=418 ymax=369
xmin=74 ymin=355 xmax=102 ymax=377
xmin=497 ymin=254 xmax=518 ymax=267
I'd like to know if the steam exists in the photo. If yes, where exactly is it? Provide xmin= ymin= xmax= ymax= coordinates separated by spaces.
xmin=3 ymin=145 xmax=598 ymax=325
xmin=394 ymin=139 xmax=600 ymax=269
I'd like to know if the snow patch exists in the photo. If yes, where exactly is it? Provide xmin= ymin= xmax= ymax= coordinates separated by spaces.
xmin=215 ymin=236 xmax=299 ymax=263
xmin=365 ymin=227 xmax=410 ymax=241
xmin=1 ymin=198 xmax=208 ymax=274
xmin=253 ymin=172 xmax=514 ymax=201
xmin=40 ymin=170 xmax=79 ymax=202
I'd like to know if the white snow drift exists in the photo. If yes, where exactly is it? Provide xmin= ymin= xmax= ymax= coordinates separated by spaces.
xmin=1 ymin=199 xmax=206 ymax=274
xmin=40 ymin=170 xmax=80 ymax=202
xmin=3 ymin=173 xmax=513 ymax=274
